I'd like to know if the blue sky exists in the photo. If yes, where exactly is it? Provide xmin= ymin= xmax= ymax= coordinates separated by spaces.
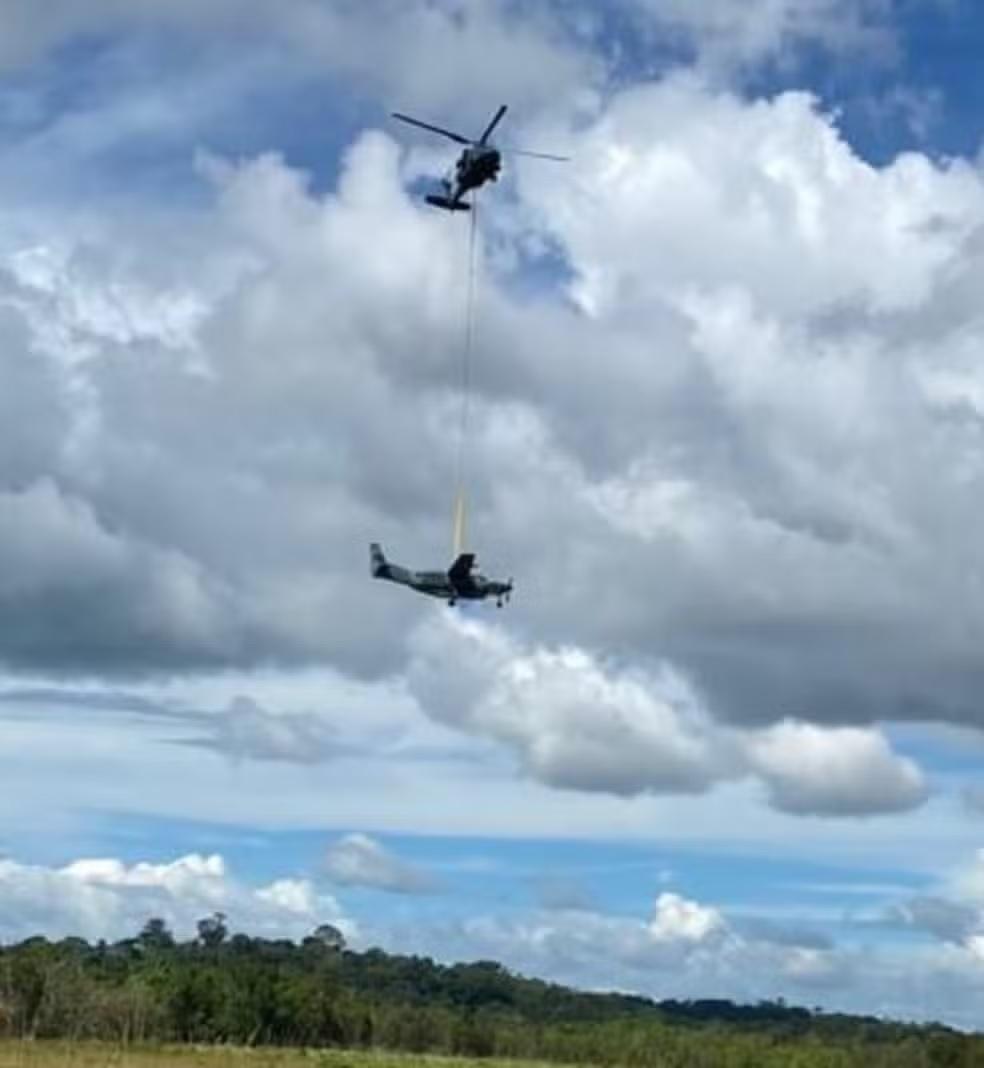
xmin=3 ymin=0 xmax=984 ymax=1030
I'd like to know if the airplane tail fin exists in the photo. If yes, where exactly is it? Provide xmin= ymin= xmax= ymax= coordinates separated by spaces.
xmin=370 ymin=542 xmax=389 ymax=579
xmin=425 ymin=195 xmax=471 ymax=212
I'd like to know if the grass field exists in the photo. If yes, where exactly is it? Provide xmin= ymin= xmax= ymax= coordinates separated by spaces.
xmin=0 ymin=1046 xmax=544 ymax=1068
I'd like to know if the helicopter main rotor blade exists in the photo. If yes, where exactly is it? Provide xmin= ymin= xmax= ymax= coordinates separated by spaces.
xmin=391 ymin=112 xmax=471 ymax=145
xmin=509 ymin=149 xmax=570 ymax=161
xmin=478 ymin=104 xmax=508 ymax=145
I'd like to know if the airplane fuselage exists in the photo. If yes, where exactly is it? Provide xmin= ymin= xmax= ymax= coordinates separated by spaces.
xmin=407 ymin=569 xmax=511 ymax=604
xmin=371 ymin=544 xmax=512 ymax=606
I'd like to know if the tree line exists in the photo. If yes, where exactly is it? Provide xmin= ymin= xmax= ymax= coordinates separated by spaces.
xmin=1 ymin=915 xmax=981 ymax=1067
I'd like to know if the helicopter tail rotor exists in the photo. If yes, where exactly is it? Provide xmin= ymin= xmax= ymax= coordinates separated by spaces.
xmin=509 ymin=149 xmax=570 ymax=161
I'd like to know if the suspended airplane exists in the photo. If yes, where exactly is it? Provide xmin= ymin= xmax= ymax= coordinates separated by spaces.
xmin=370 ymin=543 xmax=513 ymax=608
xmin=391 ymin=104 xmax=568 ymax=212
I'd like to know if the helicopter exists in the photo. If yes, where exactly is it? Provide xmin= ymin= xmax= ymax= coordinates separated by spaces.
xmin=391 ymin=104 xmax=568 ymax=212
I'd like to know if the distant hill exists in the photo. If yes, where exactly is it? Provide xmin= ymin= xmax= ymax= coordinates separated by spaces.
xmin=0 ymin=917 xmax=972 ymax=1067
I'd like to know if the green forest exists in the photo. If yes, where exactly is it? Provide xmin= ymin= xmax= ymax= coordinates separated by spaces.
xmin=1 ymin=915 xmax=982 ymax=1067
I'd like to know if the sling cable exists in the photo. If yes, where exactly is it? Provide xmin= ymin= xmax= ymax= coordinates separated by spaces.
xmin=452 ymin=194 xmax=480 ymax=558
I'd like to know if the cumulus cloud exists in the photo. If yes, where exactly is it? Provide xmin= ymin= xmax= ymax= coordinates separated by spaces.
xmin=0 ymin=0 xmax=913 ymax=98
xmin=324 ymin=833 xmax=438 ymax=895
xmin=204 ymin=695 xmax=341 ymax=764
xmin=509 ymin=76 xmax=984 ymax=735
xmin=4 ymin=0 xmax=984 ymax=1029
xmin=877 ymin=849 xmax=984 ymax=975
xmin=5 ymin=843 xmax=984 ymax=1027
xmin=407 ymin=613 xmax=927 ymax=817
xmin=0 ymin=0 xmax=599 ymax=125
xmin=523 ymin=77 xmax=984 ymax=322
xmin=0 ymin=852 xmax=350 ymax=943
xmin=0 ymin=17 xmax=979 ymax=820
xmin=0 ymin=133 xmax=461 ymax=675
xmin=889 ymin=896 xmax=980 ymax=945
xmin=405 ymin=887 xmax=853 ymax=1005
xmin=746 ymin=721 xmax=928 ymax=816
xmin=0 ymin=479 xmax=244 ymax=673
xmin=3 ymin=65 xmax=984 ymax=749
xmin=381 ymin=870 xmax=984 ymax=1025
xmin=622 ymin=0 xmax=903 ymax=74
xmin=649 ymin=891 xmax=726 ymax=942
xmin=951 ymin=850 xmax=984 ymax=906
xmin=407 ymin=614 xmax=732 ymax=797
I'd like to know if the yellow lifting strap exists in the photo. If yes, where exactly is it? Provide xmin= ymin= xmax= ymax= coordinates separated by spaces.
xmin=452 ymin=195 xmax=479 ymax=557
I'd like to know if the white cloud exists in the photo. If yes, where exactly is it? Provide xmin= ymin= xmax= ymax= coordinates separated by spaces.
xmin=507 ymin=76 xmax=984 ymax=736
xmin=324 ymin=833 xmax=437 ymax=895
xmin=407 ymin=613 xmax=927 ymax=817
xmin=890 ymin=896 xmax=978 ymax=945
xmin=6 ymin=840 xmax=984 ymax=1027
xmin=3 ymin=3 xmax=984 ymax=1025
xmin=0 ymin=0 xmax=913 ymax=99
xmin=0 ymin=479 xmax=240 ymax=672
xmin=403 ymin=887 xmax=854 ymax=1005
xmin=206 ymin=695 xmax=341 ymax=764
xmin=880 ymin=849 xmax=984 ymax=986
xmin=0 ymin=853 xmax=351 ymax=943
xmin=649 ymin=891 xmax=726 ymax=942
xmin=4 ymin=70 xmax=984 ymax=746
xmin=408 ymin=613 xmax=732 ymax=797
xmin=522 ymin=77 xmax=984 ymax=322
xmin=383 ymin=869 xmax=984 ymax=1025
xmin=951 ymin=850 xmax=984 ymax=905
xmin=0 ymin=0 xmax=981 ymax=939
xmin=746 ymin=720 xmax=928 ymax=816
xmin=0 ymin=1 xmax=599 ymax=126
xmin=622 ymin=0 xmax=903 ymax=74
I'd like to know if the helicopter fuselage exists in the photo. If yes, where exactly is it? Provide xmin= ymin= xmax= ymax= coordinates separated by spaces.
xmin=427 ymin=146 xmax=502 ymax=211
xmin=393 ymin=104 xmax=565 ymax=212
xmin=455 ymin=145 xmax=502 ymax=189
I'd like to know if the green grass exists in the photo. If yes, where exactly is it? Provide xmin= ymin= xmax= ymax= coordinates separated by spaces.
xmin=0 ymin=1045 xmax=562 ymax=1068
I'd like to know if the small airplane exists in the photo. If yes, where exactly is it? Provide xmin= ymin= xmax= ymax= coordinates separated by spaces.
xmin=370 ymin=543 xmax=513 ymax=607
xmin=391 ymin=104 xmax=568 ymax=212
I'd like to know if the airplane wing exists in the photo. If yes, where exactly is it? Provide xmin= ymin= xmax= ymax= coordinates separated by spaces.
xmin=448 ymin=552 xmax=477 ymax=590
